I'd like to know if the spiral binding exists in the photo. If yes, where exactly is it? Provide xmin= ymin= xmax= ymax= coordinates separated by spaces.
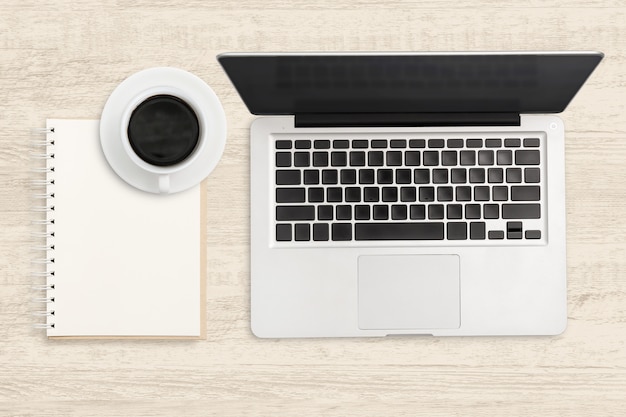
xmin=31 ymin=126 xmax=56 ymax=331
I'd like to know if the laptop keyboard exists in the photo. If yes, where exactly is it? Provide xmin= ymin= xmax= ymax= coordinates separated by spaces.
xmin=273 ymin=135 xmax=544 ymax=243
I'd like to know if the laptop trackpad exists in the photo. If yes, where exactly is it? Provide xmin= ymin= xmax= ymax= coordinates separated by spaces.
xmin=358 ymin=255 xmax=460 ymax=330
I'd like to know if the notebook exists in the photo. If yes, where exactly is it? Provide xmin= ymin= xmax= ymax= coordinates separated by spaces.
xmin=33 ymin=119 xmax=206 ymax=338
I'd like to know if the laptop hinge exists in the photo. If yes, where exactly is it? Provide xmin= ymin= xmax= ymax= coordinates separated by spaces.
xmin=295 ymin=112 xmax=521 ymax=128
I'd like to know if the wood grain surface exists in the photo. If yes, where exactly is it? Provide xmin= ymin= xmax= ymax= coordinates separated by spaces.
xmin=1 ymin=1 xmax=625 ymax=415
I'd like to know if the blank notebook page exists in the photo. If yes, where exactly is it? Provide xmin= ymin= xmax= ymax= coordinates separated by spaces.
xmin=46 ymin=119 xmax=203 ymax=337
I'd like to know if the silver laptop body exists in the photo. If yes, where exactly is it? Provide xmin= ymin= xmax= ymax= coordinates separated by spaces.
xmin=219 ymin=51 xmax=603 ymax=337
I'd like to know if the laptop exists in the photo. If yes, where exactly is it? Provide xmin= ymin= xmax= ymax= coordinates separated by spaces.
xmin=218 ymin=52 xmax=603 ymax=337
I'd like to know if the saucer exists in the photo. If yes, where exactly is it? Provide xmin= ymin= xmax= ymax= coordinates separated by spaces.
xmin=100 ymin=67 xmax=226 ymax=194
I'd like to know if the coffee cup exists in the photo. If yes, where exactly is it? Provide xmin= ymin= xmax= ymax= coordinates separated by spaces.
xmin=100 ymin=67 xmax=226 ymax=194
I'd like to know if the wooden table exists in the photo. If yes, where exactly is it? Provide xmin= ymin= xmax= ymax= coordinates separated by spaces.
xmin=1 ymin=1 xmax=624 ymax=415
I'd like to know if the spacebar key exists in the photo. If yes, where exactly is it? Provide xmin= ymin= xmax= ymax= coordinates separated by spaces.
xmin=355 ymin=223 xmax=444 ymax=240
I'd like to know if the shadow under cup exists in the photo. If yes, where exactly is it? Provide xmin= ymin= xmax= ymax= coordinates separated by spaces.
xmin=127 ymin=94 xmax=200 ymax=167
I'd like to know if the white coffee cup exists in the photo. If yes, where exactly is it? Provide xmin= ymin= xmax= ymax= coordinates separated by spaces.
xmin=100 ymin=67 xmax=226 ymax=194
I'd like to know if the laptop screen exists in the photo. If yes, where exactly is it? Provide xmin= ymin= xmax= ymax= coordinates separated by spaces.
xmin=218 ymin=52 xmax=602 ymax=115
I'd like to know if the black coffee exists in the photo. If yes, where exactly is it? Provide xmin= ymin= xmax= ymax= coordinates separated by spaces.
xmin=127 ymin=95 xmax=200 ymax=167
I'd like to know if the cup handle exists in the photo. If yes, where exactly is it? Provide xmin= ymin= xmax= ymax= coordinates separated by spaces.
xmin=158 ymin=174 xmax=170 ymax=194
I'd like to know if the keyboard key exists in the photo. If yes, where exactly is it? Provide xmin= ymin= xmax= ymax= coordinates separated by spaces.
xmin=340 ymin=169 xmax=357 ymax=184
xmin=276 ymin=206 xmax=315 ymax=221
xmin=400 ymin=187 xmax=417 ymax=202
xmin=276 ymin=188 xmax=305 ymax=203
xmin=502 ymin=204 xmax=541 ymax=219
xmin=493 ymin=186 xmax=508 ymax=201
xmin=506 ymin=168 xmax=522 ymax=183
xmin=368 ymin=151 xmax=384 ymax=166
xmin=378 ymin=169 xmax=394 ymax=184
xmin=433 ymin=169 xmax=448 ymax=184
xmin=373 ymin=205 xmax=389 ymax=220
xmin=409 ymin=139 xmax=425 ymax=148
xmin=484 ymin=204 xmax=499 ymax=219
xmin=371 ymin=140 xmax=388 ymax=148
xmin=504 ymin=138 xmax=521 ymax=147
xmin=470 ymin=222 xmax=486 ymax=240
xmin=359 ymin=169 xmax=375 ymax=184
xmin=525 ymin=230 xmax=541 ymax=239
xmin=516 ymin=150 xmax=540 ymax=165
xmin=456 ymin=186 xmax=471 ymax=201
xmin=276 ymin=140 xmax=292 ymax=149
xmin=478 ymin=150 xmax=494 ymax=165
xmin=313 ymin=223 xmax=329 ymax=241
xmin=391 ymin=205 xmax=407 ymax=220
xmin=428 ymin=139 xmax=445 ymax=148
xmin=497 ymin=150 xmax=512 ymax=165
xmin=414 ymin=169 xmax=430 ymax=184
xmin=405 ymin=151 xmax=420 ymax=166
xmin=333 ymin=140 xmax=349 ymax=149
xmin=507 ymin=221 xmax=522 ymax=239
xmin=331 ymin=151 xmax=347 ymax=166
xmin=294 ymin=152 xmax=310 ymax=167
xmin=447 ymin=222 xmax=467 ymax=240
xmin=465 ymin=204 xmax=481 ymax=219
xmin=474 ymin=186 xmax=490 ymax=201
xmin=410 ymin=205 xmax=426 ymax=220
xmin=382 ymin=187 xmax=398 ymax=202
xmin=308 ymin=187 xmax=324 ymax=202
xmin=276 ymin=152 xmax=291 ymax=167
xmin=390 ymin=139 xmax=407 ymax=148
xmin=429 ymin=204 xmax=444 ymax=219
xmin=488 ymin=230 xmax=504 ymax=240
xmin=313 ymin=152 xmax=329 ymax=167
xmin=355 ymin=205 xmax=371 ymax=220
xmin=524 ymin=138 xmax=540 ymax=147
xmin=460 ymin=150 xmax=476 ymax=166
xmin=318 ymin=205 xmax=333 ymax=220
xmin=469 ymin=168 xmax=485 ymax=183
xmin=355 ymin=222 xmax=444 ymax=240
xmin=423 ymin=151 xmax=439 ymax=166
xmin=466 ymin=139 xmax=483 ymax=148
xmin=364 ymin=187 xmax=380 ymax=202
xmin=336 ymin=205 xmax=352 ymax=220
xmin=314 ymin=140 xmax=330 ymax=149
xmin=295 ymin=140 xmax=311 ymax=149
xmin=276 ymin=170 xmax=300 ymax=185
xmin=345 ymin=187 xmax=361 ymax=202
xmin=387 ymin=151 xmax=403 ymax=166
xmin=491 ymin=169 xmax=507 ymax=185
xmin=511 ymin=186 xmax=540 ymax=201
xmin=276 ymin=224 xmax=292 ymax=241
xmin=442 ymin=151 xmax=457 ymax=166
xmin=295 ymin=223 xmax=310 ymax=241
xmin=419 ymin=186 xmax=435 ymax=202
xmin=352 ymin=140 xmax=368 ymax=148
xmin=447 ymin=204 xmax=463 ymax=219
xmin=524 ymin=168 xmax=540 ymax=183
xmin=437 ymin=186 xmax=453 ymax=202
xmin=303 ymin=170 xmax=319 ymax=185
xmin=451 ymin=168 xmax=466 ymax=184
xmin=332 ymin=223 xmax=352 ymax=241
xmin=485 ymin=138 xmax=501 ymax=148
xmin=322 ymin=169 xmax=338 ymax=184
xmin=396 ymin=169 xmax=412 ymax=184
xmin=350 ymin=151 xmax=366 ymax=166
xmin=327 ymin=187 xmax=343 ymax=202
xmin=447 ymin=139 xmax=464 ymax=148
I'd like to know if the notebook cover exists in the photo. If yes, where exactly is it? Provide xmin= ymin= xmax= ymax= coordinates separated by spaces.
xmin=42 ymin=119 xmax=205 ymax=339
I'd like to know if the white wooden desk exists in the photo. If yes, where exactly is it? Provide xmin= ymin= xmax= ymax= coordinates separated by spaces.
xmin=1 ymin=1 xmax=625 ymax=415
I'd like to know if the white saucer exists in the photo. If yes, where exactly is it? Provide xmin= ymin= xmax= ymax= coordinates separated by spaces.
xmin=100 ymin=67 xmax=226 ymax=194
